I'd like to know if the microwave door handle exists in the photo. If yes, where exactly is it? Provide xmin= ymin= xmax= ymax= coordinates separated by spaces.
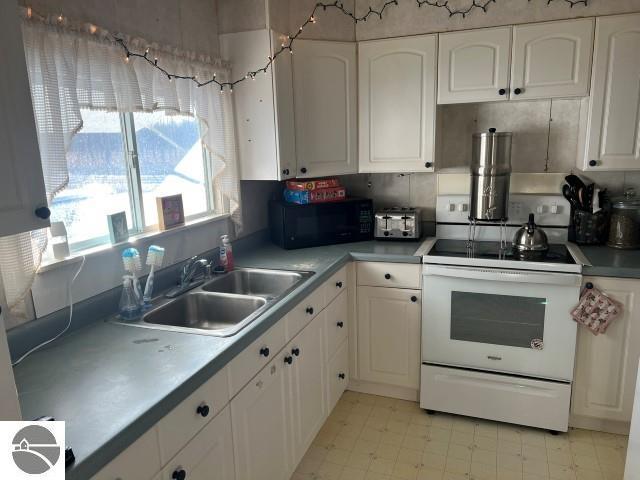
xmin=423 ymin=265 xmax=581 ymax=287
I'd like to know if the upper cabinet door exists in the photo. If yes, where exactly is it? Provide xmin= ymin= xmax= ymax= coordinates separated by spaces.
xmin=220 ymin=29 xmax=296 ymax=181
xmin=0 ymin=0 xmax=49 ymax=237
xmin=293 ymin=40 xmax=358 ymax=178
xmin=438 ymin=26 xmax=512 ymax=104
xmin=581 ymin=14 xmax=640 ymax=171
xmin=511 ymin=19 xmax=594 ymax=100
xmin=359 ymin=35 xmax=437 ymax=173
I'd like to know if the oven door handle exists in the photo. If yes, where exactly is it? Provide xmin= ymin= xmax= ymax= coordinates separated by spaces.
xmin=423 ymin=264 xmax=582 ymax=287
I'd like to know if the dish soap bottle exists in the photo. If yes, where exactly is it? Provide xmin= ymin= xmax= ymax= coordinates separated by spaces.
xmin=219 ymin=235 xmax=234 ymax=272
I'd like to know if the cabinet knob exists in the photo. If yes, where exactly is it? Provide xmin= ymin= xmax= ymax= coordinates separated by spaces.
xmin=337 ymin=321 xmax=344 ymax=328
xmin=282 ymin=169 xmax=290 ymax=175
xmin=284 ymin=355 xmax=293 ymax=365
xmin=498 ymin=88 xmax=507 ymax=96
xmin=384 ymin=273 xmax=391 ymax=280
xmin=305 ymin=306 xmax=314 ymax=315
xmin=338 ymin=373 xmax=345 ymax=380
xmin=291 ymin=347 xmax=300 ymax=356
xmin=260 ymin=347 xmax=270 ymax=357
xmin=585 ymin=282 xmax=594 ymax=290
xmin=514 ymin=88 xmax=523 ymax=95
xmin=425 ymin=162 xmax=433 ymax=169
xmin=336 ymin=281 xmax=343 ymax=288
xmin=196 ymin=404 xmax=210 ymax=418
xmin=300 ymin=167 xmax=308 ymax=174
xmin=411 ymin=296 xmax=418 ymax=303
xmin=35 ymin=206 xmax=51 ymax=219
xmin=589 ymin=160 xmax=598 ymax=167
xmin=172 ymin=469 xmax=187 ymax=480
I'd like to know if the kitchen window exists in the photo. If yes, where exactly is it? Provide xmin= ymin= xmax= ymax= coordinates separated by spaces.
xmin=50 ymin=108 xmax=216 ymax=252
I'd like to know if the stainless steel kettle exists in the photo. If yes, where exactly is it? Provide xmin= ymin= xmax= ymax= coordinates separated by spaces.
xmin=512 ymin=214 xmax=549 ymax=259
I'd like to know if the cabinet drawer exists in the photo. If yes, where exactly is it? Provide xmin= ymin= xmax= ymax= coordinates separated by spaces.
xmin=324 ymin=265 xmax=348 ymax=305
xmin=92 ymin=427 xmax=161 ymax=480
xmin=158 ymin=368 xmax=229 ymax=464
xmin=357 ymin=262 xmax=421 ymax=289
xmin=327 ymin=339 xmax=349 ymax=412
xmin=160 ymin=406 xmax=235 ymax=480
xmin=228 ymin=320 xmax=287 ymax=398
xmin=325 ymin=289 xmax=348 ymax=360
xmin=286 ymin=286 xmax=325 ymax=340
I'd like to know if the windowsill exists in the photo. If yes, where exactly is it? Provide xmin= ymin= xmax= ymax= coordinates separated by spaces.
xmin=38 ymin=213 xmax=230 ymax=274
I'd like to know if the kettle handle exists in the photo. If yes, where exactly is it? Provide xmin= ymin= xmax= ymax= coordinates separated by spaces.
xmin=527 ymin=213 xmax=535 ymax=234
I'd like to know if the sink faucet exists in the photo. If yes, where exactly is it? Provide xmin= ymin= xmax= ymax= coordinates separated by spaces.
xmin=166 ymin=256 xmax=210 ymax=298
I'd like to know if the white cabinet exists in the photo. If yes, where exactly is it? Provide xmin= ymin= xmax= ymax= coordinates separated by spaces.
xmin=0 ymin=0 xmax=49 ymax=236
xmin=160 ymin=406 xmax=235 ymax=480
xmin=327 ymin=339 xmax=349 ymax=412
xmin=220 ymin=29 xmax=296 ymax=180
xmin=438 ymin=26 xmax=512 ymax=104
xmin=92 ymin=427 xmax=161 ymax=480
xmin=578 ymin=14 xmax=640 ymax=171
xmin=292 ymin=40 xmax=358 ymax=178
xmin=572 ymin=277 xmax=640 ymax=427
xmin=358 ymin=35 xmax=437 ymax=173
xmin=511 ymin=19 xmax=594 ymax=100
xmin=438 ymin=19 xmax=594 ymax=105
xmin=231 ymin=355 xmax=292 ymax=480
xmin=286 ymin=312 xmax=327 ymax=463
xmin=357 ymin=286 xmax=421 ymax=389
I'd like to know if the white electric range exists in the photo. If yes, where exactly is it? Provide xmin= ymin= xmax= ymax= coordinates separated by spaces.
xmin=419 ymin=194 xmax=587 ymax=432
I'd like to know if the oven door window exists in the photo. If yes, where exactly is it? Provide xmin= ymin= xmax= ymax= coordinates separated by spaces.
xmin=450 ymin=291 xmax=546 ymax=348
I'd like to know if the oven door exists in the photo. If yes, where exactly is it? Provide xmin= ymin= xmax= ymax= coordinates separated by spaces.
xmin=422 ymin=264 xmax=581 ymax=382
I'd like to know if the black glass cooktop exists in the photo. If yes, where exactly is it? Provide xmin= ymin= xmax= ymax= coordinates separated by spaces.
xmin=428 ymin=239 xmax=577 ymax=265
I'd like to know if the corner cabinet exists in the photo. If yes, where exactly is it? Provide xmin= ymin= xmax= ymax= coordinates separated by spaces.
xmin=358 ymin=35 xmax=437 ymax=173
xmin=572 ymin=276 xmax=640 ymax=433
xmin=0 ymin=0 xmax=49 ymax=236
xmin=578 ymin=13 xmax=640 ymax=171
xmin=220 ymin=29 xmax=296 ymax=180
xmin=438 ymin=26 xmax=512 ymax=104
xmin=292 ymin=40 xmax=358 ymax=178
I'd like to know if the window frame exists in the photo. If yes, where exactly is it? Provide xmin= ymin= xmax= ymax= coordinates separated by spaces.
xmin=61 ymin=109 xmax=216 ymax=254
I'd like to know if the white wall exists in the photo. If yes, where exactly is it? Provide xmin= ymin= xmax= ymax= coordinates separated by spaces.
xmin=19 ymin=0 xmax=220 ymax=56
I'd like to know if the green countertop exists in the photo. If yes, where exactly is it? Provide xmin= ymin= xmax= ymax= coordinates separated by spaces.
xmin=581 ymin=245 xmax=640 ymax=279
xmin=13 ymin=239 xmax=424 ymax=480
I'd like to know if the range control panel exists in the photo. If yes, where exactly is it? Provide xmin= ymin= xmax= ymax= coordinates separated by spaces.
xmin=437 ymin=194 xmax=571 ymax=227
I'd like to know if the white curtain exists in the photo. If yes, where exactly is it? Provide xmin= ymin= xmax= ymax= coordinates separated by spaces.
xmin=0 ymin=14 xmax=241 ymax=324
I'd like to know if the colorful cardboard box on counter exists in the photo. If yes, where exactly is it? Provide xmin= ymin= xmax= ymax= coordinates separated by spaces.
xmin=284 ymin=187 xmax=346 ymax=204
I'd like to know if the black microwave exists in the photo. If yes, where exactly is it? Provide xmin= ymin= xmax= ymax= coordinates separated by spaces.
xmin=269 ymin=198 xmax=374 ymax=249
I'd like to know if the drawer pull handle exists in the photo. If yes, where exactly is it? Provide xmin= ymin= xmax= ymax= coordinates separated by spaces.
xmin=384 ymin=273 xmax=391 ymax=280
xmin=291 ymin=347 xmax=300 ymax=356
xmin=284 ymin=355 xmax=293 ymax=365
xmin=172 ymin=468 xmax=187 ymax=480
xmin=514 ymin=88 xmax=523 ymax=95
xmin=498 ymin=88 xmax=507 ymax=96
xmin=336 ymin=281 xmax=343 ymax=288
xmin=196 ymin=404 xmax=210 ymax=418
xmin=35 ymin=206 xmax=51 ymax=219
xmin=306 ymin=306 xmax=314 ymax=315
xmin=337 ymin=321 xmax=344 ymax=328
xmin=411 ymin=296 xmax=418 ymax=303
xmin=338 ymin=373 xmax=345 ymax=380
xmin=260 ymin=347 xmax=270 ymax=357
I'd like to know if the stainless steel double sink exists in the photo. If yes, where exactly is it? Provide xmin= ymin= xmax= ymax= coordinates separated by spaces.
xmin=111 ymin=268 xmax=314 ymax=337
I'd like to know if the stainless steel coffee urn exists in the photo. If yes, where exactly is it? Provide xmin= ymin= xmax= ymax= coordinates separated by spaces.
xmin=469 ymin=128 xmax=513 ymax=222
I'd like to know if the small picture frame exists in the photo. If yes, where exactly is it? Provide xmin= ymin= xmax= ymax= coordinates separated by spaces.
xmin=107 ymin=211 xmax=129 ymax=244
xmin=156 ymin=194 xmax=185 ymax=230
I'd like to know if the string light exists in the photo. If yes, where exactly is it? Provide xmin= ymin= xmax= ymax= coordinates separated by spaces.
xmin=105 ymin=0 xmax=587 ymax=93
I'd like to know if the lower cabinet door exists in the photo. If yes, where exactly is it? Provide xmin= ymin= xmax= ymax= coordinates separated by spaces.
xmin=572 ymin=276 xmax=640 ymax=423
xmin=287 ymin=312 xmax=327 ymax=464
xmin=327 ymin=339 xmax=349 ymax=412
xmin=231 ymin=356 xmax=292 ymax=480
xmin=161 ymin=406 xmax=235 ymax=480
xmin=92 ymin=427 xmax=161 ymax=480
xmin=357 ymin=286 xmax=421 ymax=389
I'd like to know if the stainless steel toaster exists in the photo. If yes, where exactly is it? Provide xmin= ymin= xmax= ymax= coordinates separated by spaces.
xmin=374 ymin=207 xmax=422 ymax=240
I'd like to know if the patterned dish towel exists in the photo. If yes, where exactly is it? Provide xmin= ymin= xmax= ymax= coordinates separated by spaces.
xmin=571 ymin=285 xmax=622 ymax=335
